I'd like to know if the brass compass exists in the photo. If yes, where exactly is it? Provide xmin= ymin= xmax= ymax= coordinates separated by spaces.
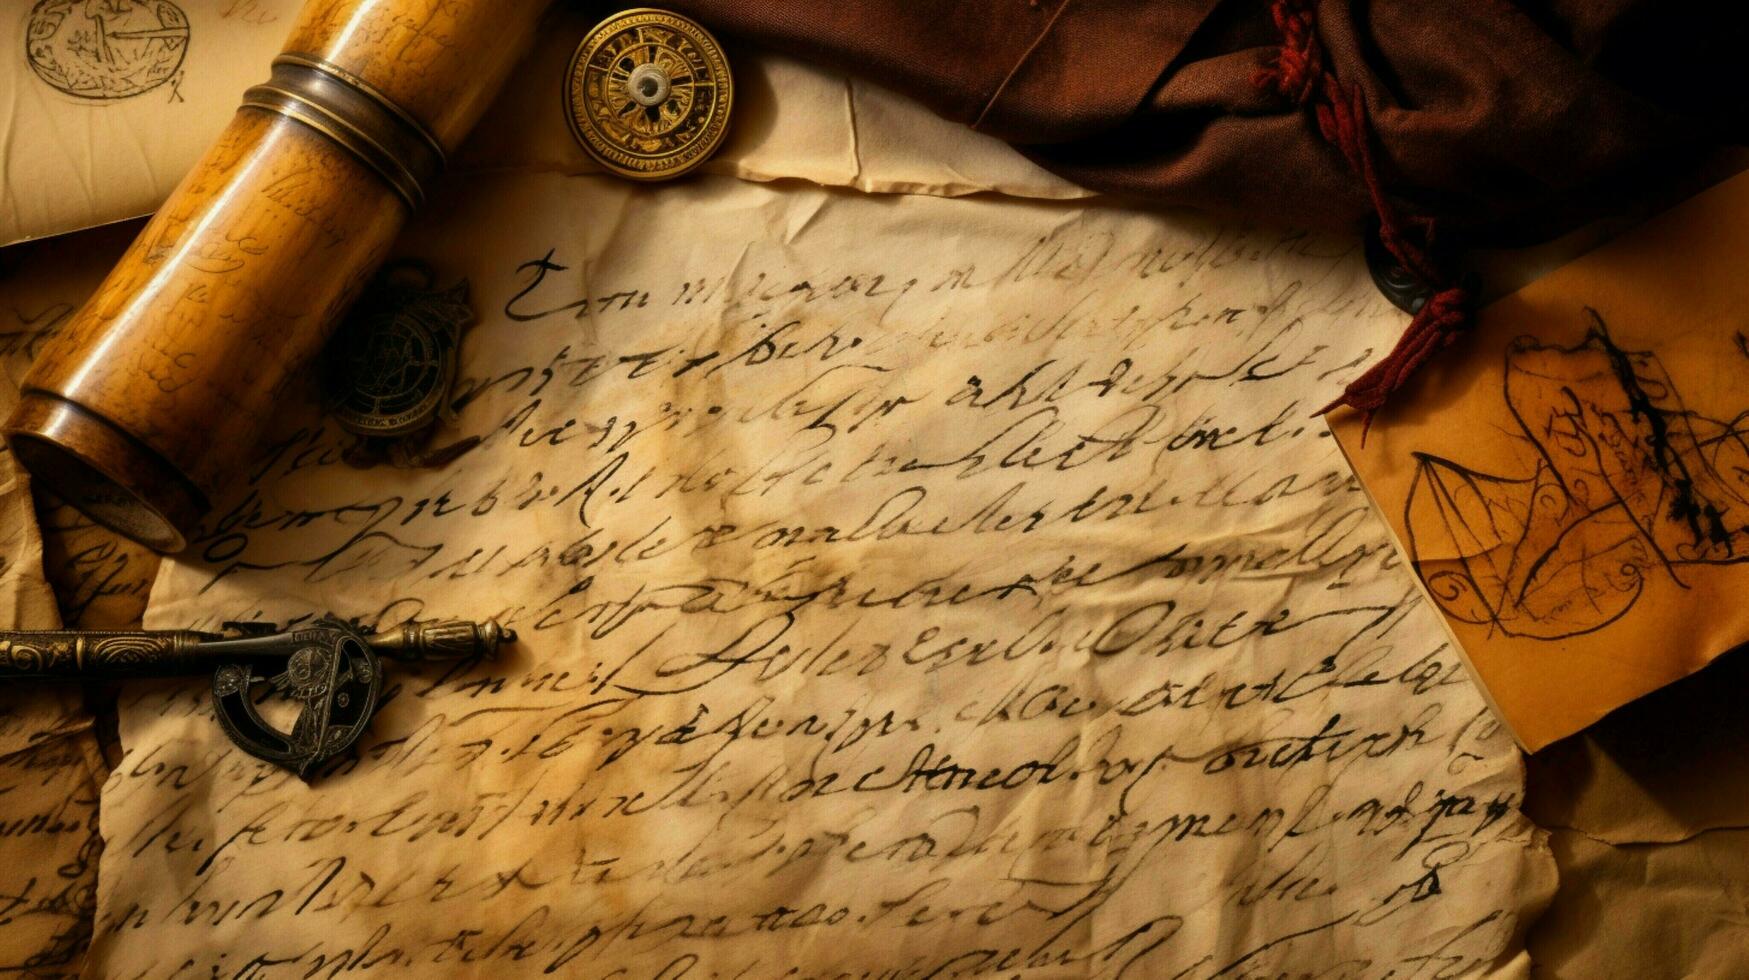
xmin=565 ymin=8 xmax=734 ymax=181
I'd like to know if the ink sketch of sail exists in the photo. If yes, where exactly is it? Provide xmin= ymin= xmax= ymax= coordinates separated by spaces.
xmin=1332 ymin=170 xmax=1749 ymax=749
xmin=1407 ymin=312 xmax=1749 ymax=642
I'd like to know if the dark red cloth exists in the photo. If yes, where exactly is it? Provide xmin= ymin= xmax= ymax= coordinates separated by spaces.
xmin=663 ymin=0 xmax=1746 ymax=243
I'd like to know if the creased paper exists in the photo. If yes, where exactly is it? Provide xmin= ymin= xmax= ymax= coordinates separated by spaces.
xmin=0 ymin=378 xmax=102 ymax=977
xmin=1526 ymin=644 xmax=1749 ymax=845
xmin=1522 ymin=645 xmax=1749 ymax=973
xmin=2 ymin=0 xmax=305 ymax=246
xmin=457 ymin=7 xmax=1089 ymax=202
xmin=1528 ymin=827 xmax=1749 ymax=977
xmin=0 ymin=240 xmax=115 ymax=975
xmin=83 ymin=173 xmax=1556 ymax=975
xmin=0 ymin=224 xmax=165 ymax=635
xmin=4 ymin=3 xmax=1085 ymax=249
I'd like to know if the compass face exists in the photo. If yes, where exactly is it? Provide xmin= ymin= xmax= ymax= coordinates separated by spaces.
xmin=565 ymin=8 xmax=734 ymax=181
xmin=25 ymin=0 xmax=189 ymax=101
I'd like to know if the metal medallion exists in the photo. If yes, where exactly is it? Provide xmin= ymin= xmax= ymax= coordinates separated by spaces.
xmin=565 ymin=8 xmax=734 ymax=181
xmin=325 ymin=260 xmax=479 ymax=468
xmin=211 ymin=620 xmax=381 ymax=780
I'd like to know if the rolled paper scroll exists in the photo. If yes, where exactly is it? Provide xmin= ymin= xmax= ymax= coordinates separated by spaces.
xmin=4 ymin=0 xmax=550 ymax=553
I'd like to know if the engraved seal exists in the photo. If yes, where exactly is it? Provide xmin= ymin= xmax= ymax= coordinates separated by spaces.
xmin=565 ymin=8 xmax=734 ymax=181
xmin=25 ymin=0 xmax=189 ymax=101
xmin=324 ymin=260 xmax=479 ymax=469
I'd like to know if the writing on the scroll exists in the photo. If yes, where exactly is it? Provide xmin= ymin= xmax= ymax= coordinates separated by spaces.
xmin=98 ymin=183 xmax=1541 ymax=977
xmin=0 ymin=357 xmax=104 ymax=973
xmin=0 ymin=713 xmax=99 ymax=974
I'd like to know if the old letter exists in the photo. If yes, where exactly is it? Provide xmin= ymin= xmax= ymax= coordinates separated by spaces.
xmin=92 ymin=175 xmax=1552 ymax=975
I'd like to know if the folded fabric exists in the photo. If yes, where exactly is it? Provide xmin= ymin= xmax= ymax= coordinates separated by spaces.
xmin=665 ymin=0 xmax=1745 ymax=244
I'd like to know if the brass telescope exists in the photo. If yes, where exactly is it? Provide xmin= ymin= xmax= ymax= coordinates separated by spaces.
xmin=4 ymin=0 xmax=550 ymax=553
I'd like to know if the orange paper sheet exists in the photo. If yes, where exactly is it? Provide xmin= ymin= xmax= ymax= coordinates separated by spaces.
xmin=1333 ymin=171 xmax=1749 ymax=751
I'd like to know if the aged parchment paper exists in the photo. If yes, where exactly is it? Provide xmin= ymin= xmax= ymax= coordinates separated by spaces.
xmin=0 ymin=224 xmax=165 ymax=633
xmin=456 ymin=7 xmax=1089 ymax=203
xmin=1527 ymin=645 xmax=1749 ymax=846
xmin=1332 ymin=171 xmax=1749 ymax=752
xmin=3 ymin=0 xmax=304 ymax=246
xmin=0 ymin=376 xmax=103 ymax=977
xmin=1529 ymin=826 xmax=1749 ymax=977
xmin=0 ymin=236 xmax=119 ymax=974
xmin=85 ymin=174 xmax=1556 ymax=975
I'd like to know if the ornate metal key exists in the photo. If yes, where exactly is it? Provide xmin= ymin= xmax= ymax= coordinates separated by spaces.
xmin=0 ymin=617 xmax=515 ymax=778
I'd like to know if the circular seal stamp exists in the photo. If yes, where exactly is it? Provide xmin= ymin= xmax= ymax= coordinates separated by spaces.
xmin=25 ymin=0 xmax=190 ymax=101
xmin=565 ymin=8 xmax=734 ymax=181
xmin=325 ymin=260 xmax=480 ymax=469
xmin=327 ymin=261 xmax=470 ymax=438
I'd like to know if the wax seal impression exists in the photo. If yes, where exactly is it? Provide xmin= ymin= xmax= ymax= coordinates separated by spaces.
xmin=565 ymin=8 xmax=734 ymax=181
xmin=1364 ymin=229 xmax=1430 ymax=315
xmin=325 ymin=260 xmax=479 ymax=469
xmin=26 ymin=0 xmax=190 ymax=101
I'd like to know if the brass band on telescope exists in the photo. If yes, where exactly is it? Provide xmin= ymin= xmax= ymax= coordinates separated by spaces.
xmin=241 ymin=54 xmax=447 ymax=210
xmin=3 ymin=0 xmax=549 ymax=555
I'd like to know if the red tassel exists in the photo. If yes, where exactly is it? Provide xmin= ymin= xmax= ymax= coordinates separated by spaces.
xmin=1253 ymin=0 xmax=1322 ymax=104
xmin=1314 ymin=285 xmax=1471 ymax=438
xmin=1255 ymin=0 xmax=1471 ymax=422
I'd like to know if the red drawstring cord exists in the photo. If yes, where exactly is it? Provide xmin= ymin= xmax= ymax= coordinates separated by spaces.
xmin=1254 ymin=0 xmax=1472 ymax=433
